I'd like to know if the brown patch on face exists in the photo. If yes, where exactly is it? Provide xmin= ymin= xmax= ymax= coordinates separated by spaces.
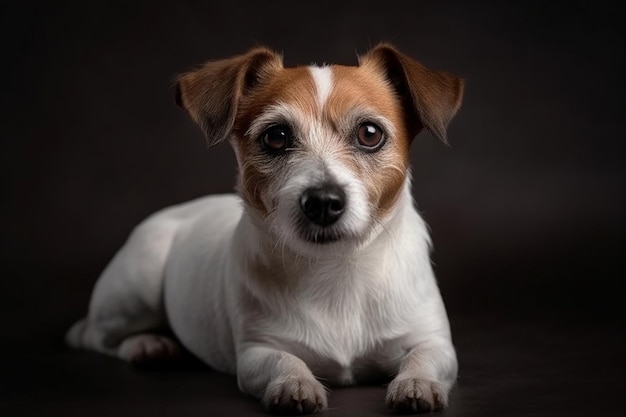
xmin=232 ymin=67 xmax=319 ymax=217
xmin=326 ymin=65 xmax=412 ymax=218
xmin=237 ymin=162 xmax=270 ymax=215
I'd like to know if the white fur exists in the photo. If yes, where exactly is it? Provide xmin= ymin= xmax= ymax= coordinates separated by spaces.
xmin=66 ymin=64 xmax=457 ymax=415
xmin=66 ymin=186 xmax=456 ymax=404
xmin=309 ymin=65 xmax=333 ymax=107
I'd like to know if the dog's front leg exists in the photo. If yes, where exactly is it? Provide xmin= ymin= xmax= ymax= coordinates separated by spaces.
xmin=237 ymin=345 xmax=328 ymax=414
xmin=385 ymin=340 xmax=457 ymax=413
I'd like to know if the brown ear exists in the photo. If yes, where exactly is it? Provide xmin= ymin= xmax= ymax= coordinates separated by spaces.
xmin=360 ymin=43 xmax=464 ymax=144
xmin=175 ymin=47 xmax=283 ymax=146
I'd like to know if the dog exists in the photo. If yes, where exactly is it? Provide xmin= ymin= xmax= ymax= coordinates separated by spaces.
xmin=66 ymin=43 xmax=463 ymax=414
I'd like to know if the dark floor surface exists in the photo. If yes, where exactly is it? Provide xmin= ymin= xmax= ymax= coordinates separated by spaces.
xmin=2 ymin=304 xmax=624 ymax=417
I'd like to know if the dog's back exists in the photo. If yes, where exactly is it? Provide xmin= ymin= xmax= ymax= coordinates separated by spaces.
xmin=66 ymin=194 xmax=241 ymax=363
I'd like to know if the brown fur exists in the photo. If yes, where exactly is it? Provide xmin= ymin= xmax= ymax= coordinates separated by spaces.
xmin=233 ymin=67 xmax=318 ymax=217
xmin=327 ymin=65 xmax=411 ymax=217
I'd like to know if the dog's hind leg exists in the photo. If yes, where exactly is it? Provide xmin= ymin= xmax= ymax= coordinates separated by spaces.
xmin=66 ymin=213 xmax=181 ymax=363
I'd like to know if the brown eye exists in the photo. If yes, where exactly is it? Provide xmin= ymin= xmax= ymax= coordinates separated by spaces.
xmin=261 ymin=126 xmax=291 ymax=152
xmin=357 ymin=123 xmax=384 ymax=151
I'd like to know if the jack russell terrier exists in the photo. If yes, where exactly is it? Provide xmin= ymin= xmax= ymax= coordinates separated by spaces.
xmin=66 ymin=43 xmax=464 ymax=414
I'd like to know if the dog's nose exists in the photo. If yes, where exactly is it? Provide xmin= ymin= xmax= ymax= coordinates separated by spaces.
xmin=300 ymin=185 xmax=346 ymax=226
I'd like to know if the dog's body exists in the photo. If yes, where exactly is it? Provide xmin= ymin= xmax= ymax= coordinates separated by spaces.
xmin=67 ymin=44 xmax=463 ymax=414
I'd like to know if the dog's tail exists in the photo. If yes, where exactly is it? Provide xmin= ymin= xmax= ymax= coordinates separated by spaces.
xmin=65 ymin=318 xmax=87 ymax=349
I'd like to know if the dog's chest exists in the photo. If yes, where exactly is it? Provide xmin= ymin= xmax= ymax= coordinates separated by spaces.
xmin=241 ymin=260 xmax=416 ymax=385
xmin=285 ymin=298 xmax=410 ymax=385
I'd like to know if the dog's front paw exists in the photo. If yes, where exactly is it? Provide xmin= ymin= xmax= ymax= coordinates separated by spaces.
xmin=262 ymin=376 xmax=328 ymax=415
xmin=385 ymin=377 xmax=449 ymax=414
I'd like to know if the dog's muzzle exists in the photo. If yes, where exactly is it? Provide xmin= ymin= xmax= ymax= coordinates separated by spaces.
xmin=299 ymin=184 xmax=345 ymax=226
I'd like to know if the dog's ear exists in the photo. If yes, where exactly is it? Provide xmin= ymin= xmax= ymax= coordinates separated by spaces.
xmin=175 ymin=47 xmax=283 ymax=146
xmin=360 ymin=43 xmax=464 ymax=144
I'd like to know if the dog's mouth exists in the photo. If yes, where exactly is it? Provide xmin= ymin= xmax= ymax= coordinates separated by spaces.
xmin=302 ymin=230 xmax=342 ymax=245
xmin=295 ymin=217 xmax=345 ymax=245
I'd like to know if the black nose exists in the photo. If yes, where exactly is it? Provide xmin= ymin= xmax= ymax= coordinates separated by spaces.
xmin=300 ymin=185 xmax=346 ymax=226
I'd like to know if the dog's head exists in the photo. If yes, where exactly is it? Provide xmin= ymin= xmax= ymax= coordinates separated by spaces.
xmin=176 ymin=44 xmax=463 ymax=256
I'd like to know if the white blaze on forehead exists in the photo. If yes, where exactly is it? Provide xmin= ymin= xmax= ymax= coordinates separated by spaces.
xmin=308 ymin=65 xmax=333 ymax=109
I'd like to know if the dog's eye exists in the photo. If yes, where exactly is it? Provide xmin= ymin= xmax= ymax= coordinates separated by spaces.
xmin=356 ymin=123 xmax=385 ymax=151
xmin=260 ymin=126 xmax=291 ymax=152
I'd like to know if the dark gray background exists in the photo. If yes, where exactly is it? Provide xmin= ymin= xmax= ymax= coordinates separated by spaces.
xmin=1 ymin=1 xmax=624 ymax=416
